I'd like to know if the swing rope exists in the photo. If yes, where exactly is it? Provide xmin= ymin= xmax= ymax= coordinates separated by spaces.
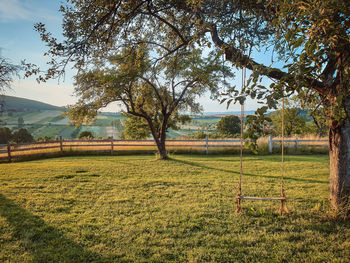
xmin=235 ymin=75 xmax=290 ymax=214
xmin=238 ymin=66 xmax=246 ymax=197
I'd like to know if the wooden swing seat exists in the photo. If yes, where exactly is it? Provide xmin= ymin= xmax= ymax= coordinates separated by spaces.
xmin=236 ymin=196 xmax=286 ymax=201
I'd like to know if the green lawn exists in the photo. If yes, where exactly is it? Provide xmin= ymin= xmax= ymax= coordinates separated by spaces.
xmin=0 ymin=155 xmax=349 ymax=262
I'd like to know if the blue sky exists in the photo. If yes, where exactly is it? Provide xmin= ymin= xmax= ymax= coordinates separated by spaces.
xmin=0 ymin=0 xmax=269 ymax=113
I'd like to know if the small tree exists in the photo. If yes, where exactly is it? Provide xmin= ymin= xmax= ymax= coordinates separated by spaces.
xmin=0 ymin=127 xmax=12 ymax=144
xmin=216 ymin=115 xmax=241 ymax=137
xmin=17 ymin=116 xmax=24 ymax=128
xmin=78 ymin=131 xmax=94 ymax=140
xmin=12 ymin=128 xmax=33 ymax=143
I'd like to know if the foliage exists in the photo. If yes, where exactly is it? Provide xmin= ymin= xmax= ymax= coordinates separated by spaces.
xmin=309 ymin=109 xmax=328 ymax=137
xmin=36 ymin=136 xmax=53 ymax=142
xmin=270 ymin=108 xmax=307 ymax=136
xmin=78 ymin=130 xmax=94 ymax=140
xmin=191 ymin=131 xmax=207 ymax=139
xmin=0 ymin=55 xmax=20 ymax=94
xmin=216 ymin=115 xmax=241 ymax=137
xmin=12 ymin=128 xmax=33 ymax=143
xmin=120 ymin=114 xmax=151 ymax=140
xmin=0 ymin=127 xmax=12 ymax=144
xmin=243 ymin=106 xmax=272 ymax=153
xmin=67 ymin=46 xmax=231 ymax=158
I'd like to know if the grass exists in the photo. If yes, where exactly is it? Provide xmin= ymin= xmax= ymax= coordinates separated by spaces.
xmin=0 ymin=155 xmax=349 ymax=262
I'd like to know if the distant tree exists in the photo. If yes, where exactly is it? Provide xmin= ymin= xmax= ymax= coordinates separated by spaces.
xmin=78 ymin=131 xmax=94 ymax=140
xmin=271 ymin=108 xmax=307 ymax=136
xmin=309 ymin=109 xmax=328 ymax=137
xmin=12 ymin=128 xmax=33 ymax=143
xmin=17 ymin=116 xmax=24 ymax=128
xmin=216 ymin=115 xmax=241 ymax=137
xmin=0 ymin=127 xmax=12 ymax=144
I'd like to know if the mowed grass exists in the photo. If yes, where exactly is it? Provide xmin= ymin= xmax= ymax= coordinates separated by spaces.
xmin=0 ymin=155 xmax=349 ymax=262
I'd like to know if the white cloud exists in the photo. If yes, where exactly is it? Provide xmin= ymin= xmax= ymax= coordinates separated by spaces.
xmin=0 ymin=0 xmax=59 ymax=23
xmin=0 ymin=0 xmax=32 ymax=22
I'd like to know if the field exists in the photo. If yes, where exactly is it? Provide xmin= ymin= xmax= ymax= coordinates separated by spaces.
xmin=1 ymin=110 xmax=123 ymax=140
xmin=0 ymin=155 xmax=349 ymax=262
xmin=1 ymin=109 xmax=222 ymax=140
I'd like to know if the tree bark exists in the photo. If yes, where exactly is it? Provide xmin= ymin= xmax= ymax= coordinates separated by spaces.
xmin=329 ymin=115 xmax=350 ymax=211
xmin=155 ymin=138 xmax=168 ymax=160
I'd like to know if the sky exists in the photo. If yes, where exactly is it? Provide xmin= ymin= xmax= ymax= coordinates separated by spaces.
xmin=0 ymin=0 xmax=270 ymax=113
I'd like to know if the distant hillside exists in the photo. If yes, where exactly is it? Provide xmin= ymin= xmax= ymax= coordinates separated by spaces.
xmin=203 ymin=110 xmax=258 ymax=116
xmin=1 ymin=96 xmax=62 ymax=111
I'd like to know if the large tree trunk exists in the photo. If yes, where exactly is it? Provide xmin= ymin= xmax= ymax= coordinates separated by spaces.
xmin=329 ymin=116 xmax=350 ymax=211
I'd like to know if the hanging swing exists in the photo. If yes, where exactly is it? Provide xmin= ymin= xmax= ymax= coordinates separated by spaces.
xmin=235 ymin=66 xmax=290 ymax=215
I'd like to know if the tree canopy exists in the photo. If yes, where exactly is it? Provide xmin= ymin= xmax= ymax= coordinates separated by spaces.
xmin=36 ymin=0 xmax=350 ymax=209
xmin=66 ymin=45 xmax=231 ymax=158
xmin=216 ymin=115 xmax=241 ymax=137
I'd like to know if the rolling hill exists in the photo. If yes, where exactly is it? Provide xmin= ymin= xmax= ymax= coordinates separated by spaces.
xmin=1 ymin=95 xmax=62 ymax=111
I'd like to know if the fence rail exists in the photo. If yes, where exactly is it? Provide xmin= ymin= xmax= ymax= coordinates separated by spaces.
xmin=0 ymin=136 xmax=328 ymax=162
xmin=268 ymin=136 xmax=328 ymax=153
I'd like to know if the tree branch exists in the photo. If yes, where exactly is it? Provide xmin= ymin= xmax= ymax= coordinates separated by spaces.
xmin=209 ymin=24 xmax=329 ymax=97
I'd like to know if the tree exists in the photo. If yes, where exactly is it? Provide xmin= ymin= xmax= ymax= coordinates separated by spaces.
xmin=78 ymin=131 xmax=94 ymax=140
xmin=121 ymin=114 xmax=151 ymax=140
xmin=270 ymin=108 xmax=307 ymax=136
xmin=66 ymin=46 xmax=231 ymax=159
xmin=17 ymin=116 xmax=24 ymax=128
xmin=216 ymin=115 xmax=241 ymax=137
xmin=0 ymin=127 xmax=12 ymax=144
xmin=36 ymin=0 xmax=350 ymax=209
xmin=0 ymin=55 xmax=20 ymax=94
xmin=12 ymin=128 xmax=33 ymax=143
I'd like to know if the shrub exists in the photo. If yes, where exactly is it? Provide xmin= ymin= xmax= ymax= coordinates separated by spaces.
xmin=0 ymin=127 xmax=12 ymax=144
xmin=12 ymin=128 xmax=34 ymax=143
xmin=78 ymin=131 xmax=94 ymax=140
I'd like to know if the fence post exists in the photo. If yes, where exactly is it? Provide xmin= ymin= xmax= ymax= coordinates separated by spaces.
xmin=59 ymin=136 xmax=63 ymax=154
xmin=205 ymin=136 xmax=209 ymax=155
xmin=7 ymin=143 xmax=11 ymax=162
xmin=295 ymin=137 xmax=298 ymax=150
xmin=111 ymin=136 xmax=114 ymax=155
xmin=268 ymin=136 xmax=273 ymax=153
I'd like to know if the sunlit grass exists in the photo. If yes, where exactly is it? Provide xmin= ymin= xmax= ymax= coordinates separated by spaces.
xmin=0 ymin=154 xmax=349 ymax=262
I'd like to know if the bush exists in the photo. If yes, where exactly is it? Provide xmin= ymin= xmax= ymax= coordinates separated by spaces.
xmin=12 ymin=128 xmax=34 ymax=143
xmin=78 ymin=131 xmax=94 ymax=140
xmin=0 ymin=127 xmax=12 ymax=144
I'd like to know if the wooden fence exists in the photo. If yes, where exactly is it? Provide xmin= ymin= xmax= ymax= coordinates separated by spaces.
xmin=268 ymin=136 xmax=328 ymax=153
xmin=0 ymin=136 xmax=329 ymax=162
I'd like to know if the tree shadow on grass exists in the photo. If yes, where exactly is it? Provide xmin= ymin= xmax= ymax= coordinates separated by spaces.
xmin=170 ymin=158 xmax=328 ymax=185
xmin=0 ymin=194 xmax=113 ymax=263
